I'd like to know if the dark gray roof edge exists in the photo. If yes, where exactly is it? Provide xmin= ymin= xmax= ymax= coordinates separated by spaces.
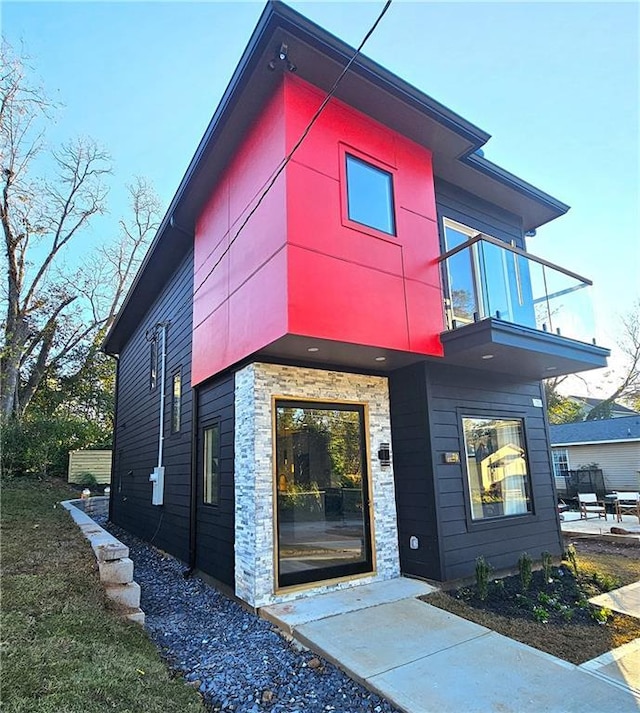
xmin=549 ymin=414 xmax=640 ymax=444
xmin=103 ymin=0 xmax=570 ymax=352
xmin=463 ymin=153 xmax=570 ymax=217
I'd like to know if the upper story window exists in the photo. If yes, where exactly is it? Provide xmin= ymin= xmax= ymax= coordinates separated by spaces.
xmin=345 ymin=154 xmax=396 ymax=235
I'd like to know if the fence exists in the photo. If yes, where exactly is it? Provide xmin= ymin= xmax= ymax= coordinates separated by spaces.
xmin=68 ymin=450 xmax=112 ymax=485
xmin=556 ymin=468 xmax=606 ymax=500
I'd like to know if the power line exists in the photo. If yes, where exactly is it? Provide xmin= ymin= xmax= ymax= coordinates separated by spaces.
xmin=191 ymin=0 xmax=393 ymax=305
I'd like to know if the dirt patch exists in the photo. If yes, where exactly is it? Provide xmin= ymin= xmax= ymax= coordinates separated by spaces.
xmin=422 ymin=540 xmax=640 ymax=665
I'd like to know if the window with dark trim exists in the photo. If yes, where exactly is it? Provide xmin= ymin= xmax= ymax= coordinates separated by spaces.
xmin=462 ymin=415 xmax=532 ymax=520
xmin=171 ymin=370 xmax=182 ymax=433
xmin=203 ymin=423 xmax=220 ymax=506
xmin=345 ymin=154 xmax=395 ymax=235
xmin=149 ymin=339 xmax=157 ymax=390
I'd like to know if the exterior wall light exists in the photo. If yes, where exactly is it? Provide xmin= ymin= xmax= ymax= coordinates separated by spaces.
xmin=378 ymin=442 xmax=391 ymax=466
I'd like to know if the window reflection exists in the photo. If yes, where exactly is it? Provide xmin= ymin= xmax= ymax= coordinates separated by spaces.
xmin=463 ymin=416 xmax=532 ymax=520
xmin=275 ymin=402 xmax=371 ymax=587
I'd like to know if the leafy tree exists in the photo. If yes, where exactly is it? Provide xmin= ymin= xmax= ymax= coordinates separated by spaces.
xmin=544 ymin=376 xmax=584 ymax=424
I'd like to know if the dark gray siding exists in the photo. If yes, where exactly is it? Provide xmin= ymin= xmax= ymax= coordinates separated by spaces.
xmin=390 ymin=362 xmax=562 ymax=582
xmin=389 ymin=363 xmax=442 ymax=580
xmin=435 ymin=178 xmax=524 ymax=248
xmin=195 ymin=374 xmax=235 ymax=587
xmin=110 ymin=249 xmax=194 ymax=563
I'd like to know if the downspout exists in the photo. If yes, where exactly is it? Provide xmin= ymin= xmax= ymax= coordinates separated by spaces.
xmin=185 ymin=385 xmax=199 ymax=577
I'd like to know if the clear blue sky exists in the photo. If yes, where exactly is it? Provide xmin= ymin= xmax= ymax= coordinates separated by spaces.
xmin=3 ymin=1 xmax=639 ymax=393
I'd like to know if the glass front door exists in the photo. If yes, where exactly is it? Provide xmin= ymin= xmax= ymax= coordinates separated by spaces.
xmin=275 ymin=401 xmax=373 ymax=588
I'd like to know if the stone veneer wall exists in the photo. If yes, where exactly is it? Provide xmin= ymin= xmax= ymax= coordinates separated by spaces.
xmin=234 ymin=362 xmax=400 ymax=609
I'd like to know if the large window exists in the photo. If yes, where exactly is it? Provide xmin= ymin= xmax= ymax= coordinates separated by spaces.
xmin=275 ymin=401 xmax=372 ymax=587
xmin=203 ymin=423 xmax=220 ymax=506
xmin=462 ymin=416 xmax=532 ymax=520
xmin=345 ymin=154 xmax=395 ymax=235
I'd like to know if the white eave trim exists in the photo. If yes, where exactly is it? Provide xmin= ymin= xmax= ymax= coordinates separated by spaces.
xmin=551 ymin=438 xmax=640 ymax=447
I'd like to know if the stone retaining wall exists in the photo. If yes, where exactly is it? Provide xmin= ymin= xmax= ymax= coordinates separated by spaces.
xmin=61 ymin=498 xmax=145 ymax=625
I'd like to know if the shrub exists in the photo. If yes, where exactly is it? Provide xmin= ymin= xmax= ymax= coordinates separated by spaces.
xmin=565 ymin=544 xmax=579 ymax=576
xmin=592 ymin=570 xmax=620 ymax=592
xmin=518 ymin=552 xmax=533 ymax=592
xmin=541 ymin=551 xmax=553 ymax=583
xmin=533 ymin=606 xmax=549 ymax=624
xmin=475 ymin=556 xmax=491 ymax=601
xmin=591 ymin=606 xmax=612 ymax=624
xmin=77 ymin=472 xmax=99 ymax=488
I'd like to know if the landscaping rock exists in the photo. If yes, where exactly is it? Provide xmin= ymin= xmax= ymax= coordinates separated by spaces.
xmin=95 ymin=514 xmax=399 ymax=713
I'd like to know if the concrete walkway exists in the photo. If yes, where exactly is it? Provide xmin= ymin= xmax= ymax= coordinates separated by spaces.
xmin=590 ymin=581 xmax=640 ymax=618
xmin=561 ymin=512 xmax=640 ymax=542
xmin=262 ymin=578 xmax=640 ymax=713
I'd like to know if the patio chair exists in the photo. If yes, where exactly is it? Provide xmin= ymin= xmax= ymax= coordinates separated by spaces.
xmin=557 ymin=500 xmax=570 ymax=521
xmin=578 ymin=493 xmax=607 ymax=520
xmin=614 ymin=492 xmax=640 ymax=523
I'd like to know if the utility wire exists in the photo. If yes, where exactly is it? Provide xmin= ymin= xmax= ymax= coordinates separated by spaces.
xmin=191 ymin=0 xmax=393 ymax=304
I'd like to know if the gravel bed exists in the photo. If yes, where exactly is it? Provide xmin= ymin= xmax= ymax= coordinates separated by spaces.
xmin=95 ymin=515 xmax=400 ymax=713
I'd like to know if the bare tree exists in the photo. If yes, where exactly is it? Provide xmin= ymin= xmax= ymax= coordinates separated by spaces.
xmin=586 ymin=300 xmax=640 ymax=420
xmin=1 ymin=43 xmax=160 ymax=421
xmin=1 ymin=42 xmax=112 ymax=419
xmin=71 ymin=177 xmax=161 ymax=376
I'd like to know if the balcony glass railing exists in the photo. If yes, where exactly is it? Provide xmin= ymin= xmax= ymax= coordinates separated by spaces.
xmin=439 ymin=234 xmax=596 ymax=345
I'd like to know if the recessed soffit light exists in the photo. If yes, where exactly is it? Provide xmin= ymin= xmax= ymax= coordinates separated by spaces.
xmin=374 ymin=356 xmax=387 ymax=362
xmin=481 ymin=354 xmax=494 ymax=360
xmin=307 ymin=347 xmax=319 ymax=353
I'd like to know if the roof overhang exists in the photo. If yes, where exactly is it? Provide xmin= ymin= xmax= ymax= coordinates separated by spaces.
xmin=439 ymin=318 xmax=610 ymax=380
xmin=104 ymin=0 xmax=570 ymax=354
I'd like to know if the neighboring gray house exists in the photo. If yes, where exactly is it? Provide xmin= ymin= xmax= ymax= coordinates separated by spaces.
xmin=566 ymin=396 xmax=639 ymax=420
xmin=550 ymin=416 xmax=640 ymax=492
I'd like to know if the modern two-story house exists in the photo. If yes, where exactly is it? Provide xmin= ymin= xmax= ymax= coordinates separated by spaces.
xmin=104 ymin=1 xmax=609 ymax=610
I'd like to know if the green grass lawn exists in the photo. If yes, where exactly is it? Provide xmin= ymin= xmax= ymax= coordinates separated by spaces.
xmin=1 ymin=477 xmax=207 ymax=713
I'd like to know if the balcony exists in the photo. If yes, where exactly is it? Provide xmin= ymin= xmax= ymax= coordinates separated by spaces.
xmin=438 ymin=233 xmax=610 ymax=379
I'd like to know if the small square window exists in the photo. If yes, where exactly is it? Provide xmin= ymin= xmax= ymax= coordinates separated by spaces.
xmin=345 ymin=154 xmax=395 ymax=235
xmin=171 ymin=370 xmax=182 ymax=433
xmin=203 ymin=424 xmax=220 ymax=506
